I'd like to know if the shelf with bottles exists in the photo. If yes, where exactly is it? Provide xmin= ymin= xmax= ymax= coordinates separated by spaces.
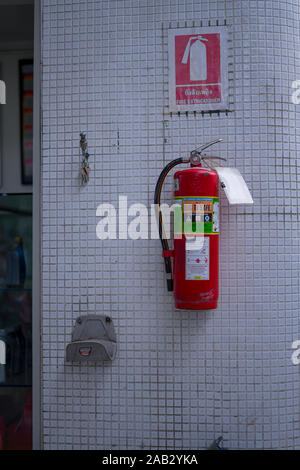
xmin=0 ymin=194 xmax=32 ymax=292
xmin=0 ymin=194 xmax=32 ymax=449
xmin=0 ymin=235 xmax=31 ymax=289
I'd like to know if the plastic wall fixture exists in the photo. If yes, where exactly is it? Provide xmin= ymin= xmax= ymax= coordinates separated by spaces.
xmin=66 ymin=315 xmax=117 ymax=362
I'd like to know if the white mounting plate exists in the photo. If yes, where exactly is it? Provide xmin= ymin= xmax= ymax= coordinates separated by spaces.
xmin=215 ymin=167 xmax=254 ymax=205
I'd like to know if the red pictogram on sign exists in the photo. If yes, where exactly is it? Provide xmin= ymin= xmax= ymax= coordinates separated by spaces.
xmin=174 ymin=33 xmax=221 ymax=106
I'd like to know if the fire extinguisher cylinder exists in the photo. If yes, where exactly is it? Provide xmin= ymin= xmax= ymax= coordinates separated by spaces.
xmin=173 ymin=165 xmax=219 ymax=309
xmin=154 ymin=139 xmax=222 ymax=309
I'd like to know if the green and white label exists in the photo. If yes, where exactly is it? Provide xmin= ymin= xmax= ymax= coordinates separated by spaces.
xmin=174 ymin=196 xmax=219 ymax=235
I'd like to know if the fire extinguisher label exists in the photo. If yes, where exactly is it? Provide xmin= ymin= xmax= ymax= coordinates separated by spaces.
xmin=174 ymin=196 xmax=219 ymax=235
xmin=186 ymin=237 xmax=210 ymax=280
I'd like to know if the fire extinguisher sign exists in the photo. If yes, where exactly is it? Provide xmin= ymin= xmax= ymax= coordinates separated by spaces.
xmin=168 ymin=26 xmax=229 ymax=112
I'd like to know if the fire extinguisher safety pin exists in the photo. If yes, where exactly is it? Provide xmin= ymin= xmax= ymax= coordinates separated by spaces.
xmin=189 ymin=139 xmax=224 ymax=167
xmin=201 ymin=156 xmax=228 ymax=169
xmin=201 ymin=155 xmax=227 ymax=162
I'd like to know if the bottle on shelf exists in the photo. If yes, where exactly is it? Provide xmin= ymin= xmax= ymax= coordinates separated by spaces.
xmin=6 ymin=237 xmax=26 ymax=289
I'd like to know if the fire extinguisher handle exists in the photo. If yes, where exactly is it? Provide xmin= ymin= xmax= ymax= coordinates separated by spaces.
xmin=193 ymin=138 xmax=223 ymax=155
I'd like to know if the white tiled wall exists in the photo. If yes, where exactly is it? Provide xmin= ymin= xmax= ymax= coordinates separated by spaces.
xmin=41 ymin=0 xmax=300 ymax=449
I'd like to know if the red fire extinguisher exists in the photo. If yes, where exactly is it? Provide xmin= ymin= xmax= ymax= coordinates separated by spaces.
xmin=154 ymin=139 xmax=225 ymax=310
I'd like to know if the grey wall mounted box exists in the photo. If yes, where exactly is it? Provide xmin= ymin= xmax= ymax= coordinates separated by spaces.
xmin=66 ymin=315 xmax=117 ymax=362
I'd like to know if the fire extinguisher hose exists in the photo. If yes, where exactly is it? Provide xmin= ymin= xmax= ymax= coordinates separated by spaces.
xmin=154 ymin=157 xmax=184 ymax=292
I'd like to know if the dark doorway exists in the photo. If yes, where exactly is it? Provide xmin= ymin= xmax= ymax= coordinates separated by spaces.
xmin=0 ymin=0 xmax=34 ymax=450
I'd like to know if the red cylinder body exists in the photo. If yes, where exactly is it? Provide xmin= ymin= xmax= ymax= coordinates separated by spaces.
xmin=173 ymin=166 xmax=219 ymax=310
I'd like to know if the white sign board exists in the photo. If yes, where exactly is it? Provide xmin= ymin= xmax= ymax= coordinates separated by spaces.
xmin=215 ymin=167 xmax=254 ymax=205
xmin=168 ymin=26 xmax=229 ymax=113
